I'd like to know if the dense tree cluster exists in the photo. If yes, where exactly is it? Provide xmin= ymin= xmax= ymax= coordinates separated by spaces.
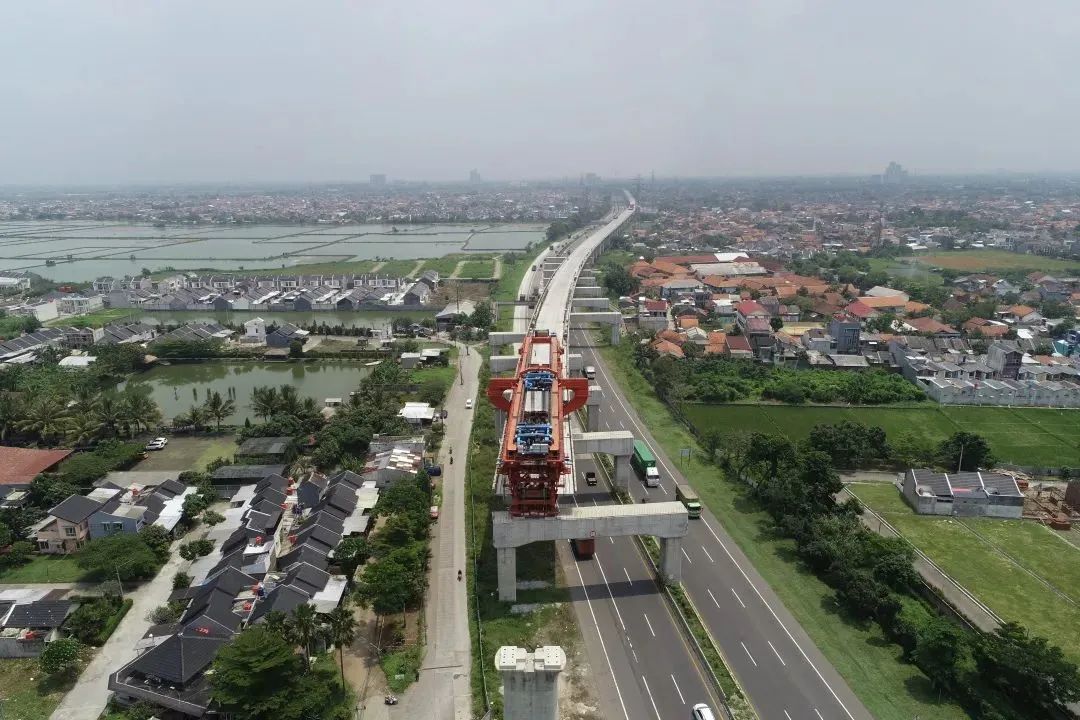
xmin=634 ymin=346 xmax=924 ymax=405
xmin=354 ymin=470 xmax=432 ymax=615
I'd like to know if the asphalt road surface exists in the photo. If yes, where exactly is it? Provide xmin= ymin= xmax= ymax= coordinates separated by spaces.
xmin=571 ymin=329 xmax=875 ymax=720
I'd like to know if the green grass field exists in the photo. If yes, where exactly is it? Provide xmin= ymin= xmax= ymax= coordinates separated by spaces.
xmin=378 ymin=258 xmax=423 ymax=277
xmin=45 ymin=307 xmax=142 ymax=328
xmin=850 ymin=483 xmax=1080 ymax=664
xmin=681 ymin=404 xmax=1080 ymax=467
xmin=456 ymin=259 xmax=496 ymax=279
xmin=0 ymin=555 xmax=89 ymax=584
xmin=0 ymin=657 xmax=79 ymax=720
xmin=598 ymin=345 xmax=970 ymax=720
xmin=916 ymin=249 xmax=1080 ymax=273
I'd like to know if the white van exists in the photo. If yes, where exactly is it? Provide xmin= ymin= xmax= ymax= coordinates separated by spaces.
xmin=691 ymin=704 xmax=717 ymax=720
xmin=584 ymin=365 xmax=596 ymax=380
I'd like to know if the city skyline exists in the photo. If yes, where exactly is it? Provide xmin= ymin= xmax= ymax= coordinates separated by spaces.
xmin=4 ymin=1 xmax=1080 ymax=184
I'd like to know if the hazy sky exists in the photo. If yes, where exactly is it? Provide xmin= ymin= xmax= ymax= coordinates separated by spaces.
xmin=3 ymin=0 xmax=1080 ymax=184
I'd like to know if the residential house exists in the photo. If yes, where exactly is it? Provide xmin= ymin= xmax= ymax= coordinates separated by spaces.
xmin=35 ymin=493 xmax=108 ymax=553
xmin=0 ymin=446 xmax=71 ymax=492
xmin=963 ymin=317 xmax=1010 ymax=338
xmin=901 ymin=316 xmax=959 ymax=337
xmin=638 ymin=299 xmax=670 ymax=332
xmin=265 ymin=323 xmax=309 ymax=349
xmin=0 ymin=599 xmax=73 ymax=658
xmin=56 ymin=294 xmax=105 ymax=316
xmin=435 ymin=300 xmax=476 ymax=330
xmin=734 ymin=300 xmax=770 ymax=331
xmin=902 ymin=468 xmax=1023 ymax=518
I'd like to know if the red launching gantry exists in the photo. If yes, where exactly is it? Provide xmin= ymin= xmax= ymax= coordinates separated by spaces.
xmin=487 ymin=330 xmax=589 ymax=517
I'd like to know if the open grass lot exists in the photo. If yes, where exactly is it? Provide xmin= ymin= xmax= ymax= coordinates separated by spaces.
xmin=417 ymin=254 xmax=482 ymax=276
xmin=0 ymin=554 xmax=89 ymax=584
xmin=849 ymin=483 xmax=1080 ymax=665
xmin=45 ymin=307 xmax=141 ymax=328
xmin=0 ymin=657 xmax=76 ymax=720
xmin=599 ymin=345 xmax=970 ymax=720
xmin=681 ymin=403 xmax=1080 ymax=467
xmin=916 ymin=249 xmax=1080 ymax=273
xmin=457 ymin=259 xmax=496 ymax=279
xmin=377 ymin=258 xmax=423 ymax=277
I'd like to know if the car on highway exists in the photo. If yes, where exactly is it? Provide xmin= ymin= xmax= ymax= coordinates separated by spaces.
xmin=144 ymin=437 xmax=168 ymax=451
xmin=584 ymin=471 xmax=597 ymax=486
xmin=465 ymin=398 xmax=474 ymax=409
xmin=691 ymin=704 xmax=717 ymax=720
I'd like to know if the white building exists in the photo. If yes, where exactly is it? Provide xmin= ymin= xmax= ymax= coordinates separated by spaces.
xmin=242 ymin=317 xmax=267 ymax=345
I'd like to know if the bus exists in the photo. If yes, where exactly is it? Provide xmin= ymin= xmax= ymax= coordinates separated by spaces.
xmin=631 ymin=440 xmax=661 ymax=487
xmin=675 ymin=484 xmax=702 ymax=518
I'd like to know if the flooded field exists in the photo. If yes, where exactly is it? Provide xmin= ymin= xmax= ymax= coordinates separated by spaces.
xmin=0 ymin=221 xmax=544 ymax=281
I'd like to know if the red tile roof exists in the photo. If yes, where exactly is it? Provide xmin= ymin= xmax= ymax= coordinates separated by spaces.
xmin=844 ymin=301 xmax=877 ymax=319
xmin=0 ymin=446 xmax=73 ymax=486
xmin=726 ymin=335 xmax=753 ymax=353
xmin=735 ymin=300 xmax=768 ymax=317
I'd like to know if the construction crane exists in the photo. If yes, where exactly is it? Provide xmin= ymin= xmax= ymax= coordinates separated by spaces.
xmin=487 ymin=330 xmax=588 ymax=517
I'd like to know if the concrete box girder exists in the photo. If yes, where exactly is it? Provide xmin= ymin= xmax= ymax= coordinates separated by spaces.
xmin=573 ymin=430 xmax=634 ymax=456
xmin=490 ymin=331 xmax=526 ymax=349
xmin=573 ymin=286 xmax=604 ymax=298
xmin=491 ymin=503 xmax=688 ymax=548
xmin=490 ymin=355 xmax=519 ymax=372
xmin=571 ymin=297 xmax=611 ymax=310
xmin=569 ymin=311 xmax=622 ymax=324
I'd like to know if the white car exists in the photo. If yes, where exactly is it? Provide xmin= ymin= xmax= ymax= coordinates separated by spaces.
xmin=145 ymin=437 xmax=168 ymax=451
xmin=465 ymin=399 xmax=474 ymax=410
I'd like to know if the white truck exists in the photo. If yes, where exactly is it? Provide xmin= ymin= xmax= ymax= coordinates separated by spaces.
xmin=584 ymin=365 xmax=596 ymax=380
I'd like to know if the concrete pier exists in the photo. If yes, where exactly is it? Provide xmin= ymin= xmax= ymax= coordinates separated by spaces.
xmin=497 ymin=646 xmax=565 ymax=720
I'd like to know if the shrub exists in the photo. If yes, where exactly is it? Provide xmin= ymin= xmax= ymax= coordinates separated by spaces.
xmin=179 ymin=538 xmax=215 ymax=561
xmin=172 ymin=571 xmax=193 ymax=590
xmin=65 ymin=594 xmax=127 ymax=646
xmin=40 ymin=637 xmax=83 ymax=678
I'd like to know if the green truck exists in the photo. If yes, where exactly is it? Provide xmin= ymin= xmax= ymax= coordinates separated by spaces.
xmin=631 ymin=440 xmax=661 ymax=487
xmin=676 ymin=483 xmax=702 ymax=518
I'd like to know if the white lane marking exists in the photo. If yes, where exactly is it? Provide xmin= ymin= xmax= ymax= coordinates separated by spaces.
xmin=701 ymin=546 xmax=715 ymax=563
xmin=609 ymin=536 xmax=615 ymax=544
xmin=642 ymin=675 xmax=663 ymax=720
xmin=658 ymin=482 xmax=669 ymax=495
xmin=731 ymin=588 xmax=746 ymax=608
xmin=592 ymin=499 xmax=599 ymax=506
xmin=569 ymin=547 xmax=631 ymax=720
xmin=681 ymin=547 xmax=692 ymax=564
xmin=643 ymin=613 xmax=656 ymax=637
xmin=594 ymin=555 xmax=627 ymax=630
xmin=768 ymin=640 xmax=787 ymax=666
xmin=671 ymin=674 xmax=686 ymax=705
xmin=707 ymin=588 xmax=721 ymax=608
xmin=624 ymin=567 xmax=633 ymax=585
xmin=619 ymin=419 xmax=625 ymax=429
xmin=741 ymin=641 xmax=758 ymax=667
xmin=632 ymin=647 xmax=639 ymax=662
xmin=702 ymin=520 xmax=857 ymax=720
xmin=815 ymin=710 xmax=824 ymax=720
xmin=593 ymin=347 xmax=857 ymax=719
xmin=784 ymin=712 xmax=793 ymax=720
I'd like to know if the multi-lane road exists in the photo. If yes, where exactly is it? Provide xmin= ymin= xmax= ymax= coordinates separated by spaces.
xmin=570 ymin=328 xmax=875 ymax=720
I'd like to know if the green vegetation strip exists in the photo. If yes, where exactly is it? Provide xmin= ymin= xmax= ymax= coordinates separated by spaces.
xmin=850 ymin=483 xmax=1080 ymax=665
xmin=597 ymin=343 xmax=970 ymax=720
xmin=466 ymin=351 xmax=575 ymax=718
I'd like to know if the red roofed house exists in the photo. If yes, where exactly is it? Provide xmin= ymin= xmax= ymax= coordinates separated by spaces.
xmin=639 ymin=299 xmax=670 ymax=332
xmin=0 ymin=446 xmax=72 ymax=490
xmin=963 ymin=317 xmax=1010 ymax=338
xmin=843 ymin=300 xmax=879 ymax=321
xmin=726 ymin=335 xmax=754 ymax=359
xmin=735 ymin=300 xmax=770 ymax=331
xmin=902 ymin=316 xmax=959 ymax=337
xmin=650 ymin=339 xmax=685 ymax=359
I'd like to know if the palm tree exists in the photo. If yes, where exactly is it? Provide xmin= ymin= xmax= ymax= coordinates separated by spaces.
xmin=299 ymin=396 xmax=319 ymax=420
xmin=18 ymin=394 xmax=68 ymax=444
xmin=187 ymin=403 xmax=210 ymax=431
xmin=250 ymin=385 xmax=281 ymax=420
xmin=65 ymin=412 xmax=103 ymax=447
xmin=69 ymin=386 xmax=102 ymax=416
xmin=326 ymin=600 xmax=357 ymax=691
xmin=94 ymin=392 xmax=125 ymax=438
xmin=289 ymin=602 xmax=319 ymax=667
xmin=0 ymin=392 xmax=24 ymax=441
xmin=279 ymin=385 xmax=302 ymax=417
xmin=121 ymin=387 xmax=162 ymax=435
xmin=202 ymin=391 xmax=235 ymax=431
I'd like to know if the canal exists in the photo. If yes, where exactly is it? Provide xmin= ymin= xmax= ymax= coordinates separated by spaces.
xmin=121 ymin=361 xmax=373 ymax=424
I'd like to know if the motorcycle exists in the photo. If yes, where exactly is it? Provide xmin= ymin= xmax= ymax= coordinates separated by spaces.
xmin=384 ymin=695 xmax=399 ymax=706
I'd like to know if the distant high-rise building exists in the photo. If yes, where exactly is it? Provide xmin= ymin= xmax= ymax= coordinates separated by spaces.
xmin=583 ymin=172 xmax=599 ymax=185
xmin=369 ymin=174 xmax=386 ymax=186
xmin=469 ymin=169 xmax=482 ymax=183
xmin=882 ymin=161 xmax=908 ymax=184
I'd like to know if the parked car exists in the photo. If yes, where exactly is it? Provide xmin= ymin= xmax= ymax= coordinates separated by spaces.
xmin=465 ymin=398 xmax=474 ymax=409
xmin=584 ymin=471 xmax=597 ymax=486
xmin=429 ymin=506 xmax=440 ymax=521
xmin=145 ymin=437 xmax=168 ymax=451
xmin=426 ymin=464 xmax=442 ymax=477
